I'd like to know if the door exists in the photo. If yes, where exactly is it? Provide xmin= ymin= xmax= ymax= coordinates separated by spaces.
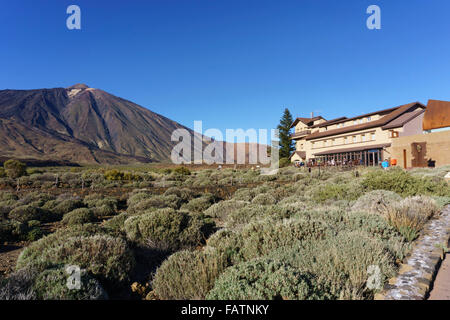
xmin=403 ymin=149 xmax=407 ymax=168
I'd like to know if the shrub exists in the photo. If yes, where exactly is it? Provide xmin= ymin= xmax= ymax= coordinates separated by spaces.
xmin=173 ymin=166 xmax=191 ymax=176
xmin=269 ymin=231 xmax=398 ymax=299
xmin=232 ymin=188 xmax=256 ymax=201
xmin=278 ymin=157 xmax=291 ymax=168
xmin=224 ymin=204 xmax=293 ymax=230
xmin=433 ymin=196 xmax=450 ymax=210
xmin=103 ymin=212 xmax=129 ymax=233
xmin=4 ymin=160 xmax=27 ymax=179
xmin=206 ymin=258 xmax=328 ymax=300
xmin=237 ymin=218 xmax=328 ymax=262
xmin=362 ymin=168 xmax=450 ymax=197
xmin=0 ymin=267 xmax=38 ymax=300
xmin=312 ymin=183 xmax=362 ymax=203
xmin=17 ymin=234 xmax=135 ymax=285
xmin=0 ymin=191 xmax=18 ymax=202
xmin=32 ymin=267 xmax=108 ymax=300
xmin=127 ymin=194 xmax=182 ymax=214
xmin=48 ymin=199 xmax=84 ymax=220
xmin=18 ymin=192 xmax=55 ymax=207
xmin=163 ymin=187 xmax=195 ymax=202
xmin=204 ymin=200 xmax=248 ymax=221
xmin=209 ymin=217 xmax=327 ymax=264
xmin=152 ymin=249 xmax=228 ymax=300
xmin=352 ymin=190 xmax=403 ymax=215
xmin=8 ymin=205 xmax=50 ymax=223
xmin=0 ymin=220 xmax=27 ymax=243
xmin=382 ymin=196 xmax=438 ymax=241
xmin=127 ymin=191 xmax=151 ymax=207
xmin=0 ymin=168 xmax=6 ymax=178
xmin=62 ymin=208 xmax=95 ymax=225
xmin=180 ymin=194 xmax=215 ymax=213
xmin=251 ymin=193 xmax=277 ymax=205
xmin=103 ymin=169 xmax=125 ymax=181
xmin=124 ymin=208 xmax=214 ymax=251
xmin=27 ymin=228 xmax=44 ymax=241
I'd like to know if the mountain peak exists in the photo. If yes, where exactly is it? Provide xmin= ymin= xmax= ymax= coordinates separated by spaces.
xmin=67 ymin=83 xmax=90 ymax=90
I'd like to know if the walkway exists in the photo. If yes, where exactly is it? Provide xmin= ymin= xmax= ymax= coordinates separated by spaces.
xmin=428 ymin=251 xmax=450 ymax=300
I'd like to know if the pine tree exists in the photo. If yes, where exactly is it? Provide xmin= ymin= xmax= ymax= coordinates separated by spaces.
xmin=277 ymin=108 xmax=294 ymax=159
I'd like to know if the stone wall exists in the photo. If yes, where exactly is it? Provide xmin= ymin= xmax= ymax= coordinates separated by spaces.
xmin=375 ymin=205 xmax=450 ymax=300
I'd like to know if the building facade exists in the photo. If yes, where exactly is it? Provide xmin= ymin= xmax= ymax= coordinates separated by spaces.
xmin=389 ymin=100 xmax=450 ymax=168
xmin=290 ymin=102 xmax=430 ymax=166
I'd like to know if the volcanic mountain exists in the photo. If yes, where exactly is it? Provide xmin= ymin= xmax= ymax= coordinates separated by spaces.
xmin=0 ymin=84 xmax=200 ymax=164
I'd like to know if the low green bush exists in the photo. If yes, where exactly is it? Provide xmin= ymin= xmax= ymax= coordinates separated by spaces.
xmin=0 ymin=220 xmax=27 ymax=243
xmin=269 ymin=230 xmax=399 ymax=299
xmin=312 ymin=183 xmax=362 ymax=203
xmin=173 ymin=166 xmax=191 ymax=176
xmin=17 ymin=234 xmax=135 ymax=285
xmin=4 ymin=160 xmax=27 ymax=179
xmin=127 ymin=194 xmax=182 ymax=214
xmin=32 ymin=267 xmax=108 ymax=300
xmin=352 ymin=190 xmax=403 ymax=215
xmin=8 ymin=205 xmax=50 ymax=223
xmin=206 ymin=258 xmax=329 ymax=300
xmin=209 ymin=217 xmax=327 ymax=264
xmin=153 ymin=249 xmax=228 ymax=300
xmin=204 ymin=200 xmax=248 ymax=221
xmin=124 ymin=208 xmax=214 ymax=251
xmin=362 ymin=168 xmax=450 ymax=197
xmin=180 ymin=194 xmax=215 ymax=213
xmin=251 ymin=193 xmax=277 ymax=205
xmin=163 ymin=187 xmax=195 ymax=202
xmin=103 ymin=212 xmax=129 ymax=233
xmin=382 ymin=196 xmax=438 ymax=241
xmin=47 ymin=199 xmax=84 ymax=220
xmin=62 ymin=208 xmax=95 ymax=226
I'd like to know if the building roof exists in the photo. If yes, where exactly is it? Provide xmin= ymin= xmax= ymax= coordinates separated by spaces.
xmin=423 ymin=100 xmax=450 ymax=131
xmin=306 ymin=102 xmax=425 ymax=140
xmin=310 ymin=117 xmax=347 ymax=128
xmin=313 ymin=143 xmax=391 ymax=156
xmin=382 ymin=108 xmax=425 ymax=130
xmin=289 ymin=151 xmax=306 ymax=159
xmin=290 ymin=116 xmax=325 ymax=129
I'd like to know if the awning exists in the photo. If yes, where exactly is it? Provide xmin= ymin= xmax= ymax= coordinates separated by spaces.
xmin=313 ymin=143 xmax=390 ymax=156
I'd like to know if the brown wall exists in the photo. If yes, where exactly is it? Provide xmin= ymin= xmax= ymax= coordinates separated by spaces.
xmin=388 ymin=130 xmax=450 ymax=168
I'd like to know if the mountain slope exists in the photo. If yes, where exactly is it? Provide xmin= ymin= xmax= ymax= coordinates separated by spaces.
xmin=0 ymin=84 xmax=197 ymax=164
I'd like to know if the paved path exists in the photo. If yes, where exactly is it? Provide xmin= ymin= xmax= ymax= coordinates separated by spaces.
xmin=428 ymin=252 xmax=450 ymax=300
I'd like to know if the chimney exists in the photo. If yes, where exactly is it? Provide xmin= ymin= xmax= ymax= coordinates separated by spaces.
xmin=310 ymin=112 xmax=314 ymax=118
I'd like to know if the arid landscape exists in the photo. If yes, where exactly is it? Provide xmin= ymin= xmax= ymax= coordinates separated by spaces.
xmin=1 ymin=162 xmax=449 ymax=299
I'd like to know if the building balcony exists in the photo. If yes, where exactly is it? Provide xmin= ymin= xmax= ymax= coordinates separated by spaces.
xmin=290 ymin=130 xmax=311 ymax=140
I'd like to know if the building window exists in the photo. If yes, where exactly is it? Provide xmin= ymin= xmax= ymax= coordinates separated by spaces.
xmin=353 ymin=136 xmax=357 ymax=143
xmin=362 ymin=134 xmax=366 ymax=142
xmin=331 ymin=139 xmax=334 ymax=146
xmin=367 ymin=116 xmax=371 ymax=122
xmin=371 ymin=133 xmax=375 ymax=141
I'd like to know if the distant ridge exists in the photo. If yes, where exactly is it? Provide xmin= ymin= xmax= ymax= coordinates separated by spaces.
xmin=0 ymin=84 xmax=200 ymax=164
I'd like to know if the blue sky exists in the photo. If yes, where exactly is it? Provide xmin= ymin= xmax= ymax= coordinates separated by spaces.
xmin=2 ymin=0 xmax=450 ymax=142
